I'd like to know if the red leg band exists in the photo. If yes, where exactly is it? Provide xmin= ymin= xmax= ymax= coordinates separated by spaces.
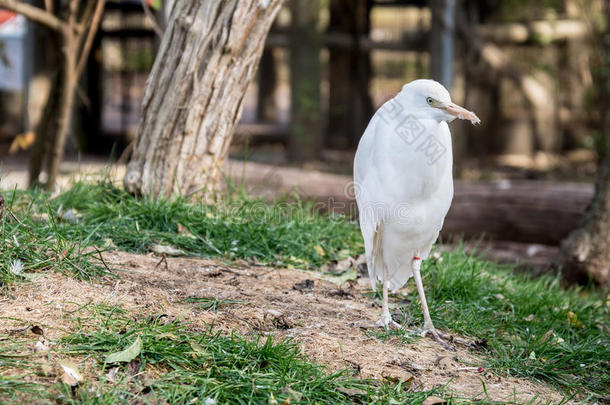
xmin=413 ymin=256 xmax=421 ymax=260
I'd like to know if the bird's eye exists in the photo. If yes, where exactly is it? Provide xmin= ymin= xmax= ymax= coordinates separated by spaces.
xmin=426 ymin=97 xmax=434 ymax=105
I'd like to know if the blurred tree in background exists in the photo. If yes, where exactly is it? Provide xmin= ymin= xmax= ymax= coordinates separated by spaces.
xmin=0 ymin=0 xmax=106 ymax=189
xmin=560 ymin=0 xmax=610 ymax=287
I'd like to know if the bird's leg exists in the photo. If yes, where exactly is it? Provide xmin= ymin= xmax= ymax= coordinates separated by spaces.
xmin=375 ymin=266 xmax=401 ymax=329
xmin=412 ymin=256 xmax=454 ymax=351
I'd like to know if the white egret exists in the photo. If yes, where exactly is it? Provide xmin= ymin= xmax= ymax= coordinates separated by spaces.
xmin=354 ymin=79 xmax=480 ymax=348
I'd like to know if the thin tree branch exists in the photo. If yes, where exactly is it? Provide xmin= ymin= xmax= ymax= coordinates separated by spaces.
xmin=0 ymin=0 xmax=64 ymax=31
xmin=74 ymin=1 xmax=97 ymax=70
xmin=67 ymin=0 xmax=79 ymax=28
xmin=44 ymin=0 xmax=53 ymax=13
xmin=74 ymin=0 xmax=106 ymax=80
xmin=76 ymin=0 xmax=96 ymax=45
xmin=140 ymin=0 xmax=163 ymax=38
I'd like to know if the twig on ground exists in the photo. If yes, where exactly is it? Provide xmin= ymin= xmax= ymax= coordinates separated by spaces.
xmin=95 ymin=247 xmax=111 ymax=272
xmin=155 ymin=253 xmax=168 ymax=271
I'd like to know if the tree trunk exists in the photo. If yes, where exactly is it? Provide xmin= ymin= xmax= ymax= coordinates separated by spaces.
xmin=559 ymin=2 xmax=610 ymax=287
xmin=256 ymin=47 xmax=277 ymax=122
xmin=326 ymin=0 xmax=372 ymax=150
xmin=0 ymin=0 xmax=107 ymax=188
xmin=288 ymin=0 xmax=321 ymax=162
xmin=559 ymin=153 xmax=610 ymax=286
xmin=46 ymin=37 xmax=77 ymax=188
xmin=124 ymin=0 xmax=284 ymax=198
xmin=28 ymin=42 xmax=61 ymax=186
xmin=430 ymin=0 xmax=455 ymax=90
xmin=27 ymin=0 xmax=61 ymax=186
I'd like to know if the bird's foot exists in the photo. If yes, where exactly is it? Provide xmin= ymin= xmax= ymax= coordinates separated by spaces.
xmin=418 ymin=325 xmax=477 ymax=351
xmin=375 ymin=314 xmax=402 ymax=330
xmin=419 ymin=324 xmax=455 ymax=351
xmin=353 ymin=317 xmax=401 ymax=330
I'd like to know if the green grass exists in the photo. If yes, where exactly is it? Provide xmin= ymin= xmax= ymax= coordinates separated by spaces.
xmin=1 ymin=180 xmax=361 ymax=287
xmin=1 ymin=180 xmax=608 ymax=402
xmin=0 ymin=187 xmax=115 ymax=288
xmin=47 ymin=180 xmax=361 ymax=268
xmin=2 ymin=303 xmax=447 ymax=404
xmin=181 ymin=296 xmax=246 ymax=311
xmin=383 ymin=252 xmax=609 ymax=401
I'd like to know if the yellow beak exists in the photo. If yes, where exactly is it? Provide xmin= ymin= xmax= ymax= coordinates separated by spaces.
xmin=438 ymin=101 xmax=481 ymax=125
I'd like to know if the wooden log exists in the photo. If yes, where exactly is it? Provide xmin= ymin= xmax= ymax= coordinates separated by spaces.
xmin=445 ymin=180 xmax=593 ymax=246
xmin=441 ymin=241 xmax=559 ymax=271
xmin=224 ymin=160 xmax=594 ymax=246
xmin=267 ymin=31 xmax=427 ymax=52
xmin=476 ymin=20 xmax=588 ymax=44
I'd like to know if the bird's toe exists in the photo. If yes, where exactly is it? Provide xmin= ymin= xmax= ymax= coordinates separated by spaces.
xmin=374 ymin=315 xmax=402 ymax=330
xmin=419 ymin=327 xmax=456 ymax=351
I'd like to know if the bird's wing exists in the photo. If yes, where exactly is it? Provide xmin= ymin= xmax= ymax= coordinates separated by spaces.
xmin=354 ymin=115 xmax=387 ymax=290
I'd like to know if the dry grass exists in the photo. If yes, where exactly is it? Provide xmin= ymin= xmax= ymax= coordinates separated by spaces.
xmin=1 ymin=251 xmax=571 ymax=403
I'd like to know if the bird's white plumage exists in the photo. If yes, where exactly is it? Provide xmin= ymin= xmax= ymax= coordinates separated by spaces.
xmin=354 ymin=79 xmax=476 ymax=292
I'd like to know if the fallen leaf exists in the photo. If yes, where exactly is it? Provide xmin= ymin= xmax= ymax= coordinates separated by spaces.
xmin=155 ymin=332 xmax=179 ymax=341
xmin=151 ymin=244 xmax=185 ymax=256
xmin=538 ymin=329 xmax=554 ymax=343
xmin=105 ymin=367 xmax=119 ymax=383
xmin=58 ymin=359 xmax=83 ymax=386
xmin=105 ymin=336 xmax=142 ymax=363
xmin=9 ymin=131 xmax=35 ymax=154
xmin=423 ymin=396 xmax=448 ymax=405
xmin=59 ymin=208 xmax=81 ymax=224
xmin=313 ymin=245 xmax=325 ymax=256
xmin=336 ymin=387 xmax=366 ymax=397
xmin=322 ymin=268 xmax=358 ymax=286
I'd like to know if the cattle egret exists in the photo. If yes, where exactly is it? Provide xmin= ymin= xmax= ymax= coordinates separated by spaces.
xmin=354 ymin=79 xmax=480 ymax=348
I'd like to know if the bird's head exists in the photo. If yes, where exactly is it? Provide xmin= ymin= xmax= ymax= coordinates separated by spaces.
xmin=398 ymin=79 xmax=481 ymax=125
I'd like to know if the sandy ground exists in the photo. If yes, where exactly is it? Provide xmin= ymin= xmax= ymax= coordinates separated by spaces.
xmin=1 ymin=251 xmax=572 ymax=403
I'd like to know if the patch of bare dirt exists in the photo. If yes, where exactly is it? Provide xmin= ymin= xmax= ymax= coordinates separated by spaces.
xmin=1 ymin=251 xmax=571 ymax=403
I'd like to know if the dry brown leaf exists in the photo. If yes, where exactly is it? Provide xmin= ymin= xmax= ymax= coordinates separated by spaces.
xmin=9 ymin=131 xmax=35 ymax=154
xmin=57 ymin=359 xmax=83 ymax=386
